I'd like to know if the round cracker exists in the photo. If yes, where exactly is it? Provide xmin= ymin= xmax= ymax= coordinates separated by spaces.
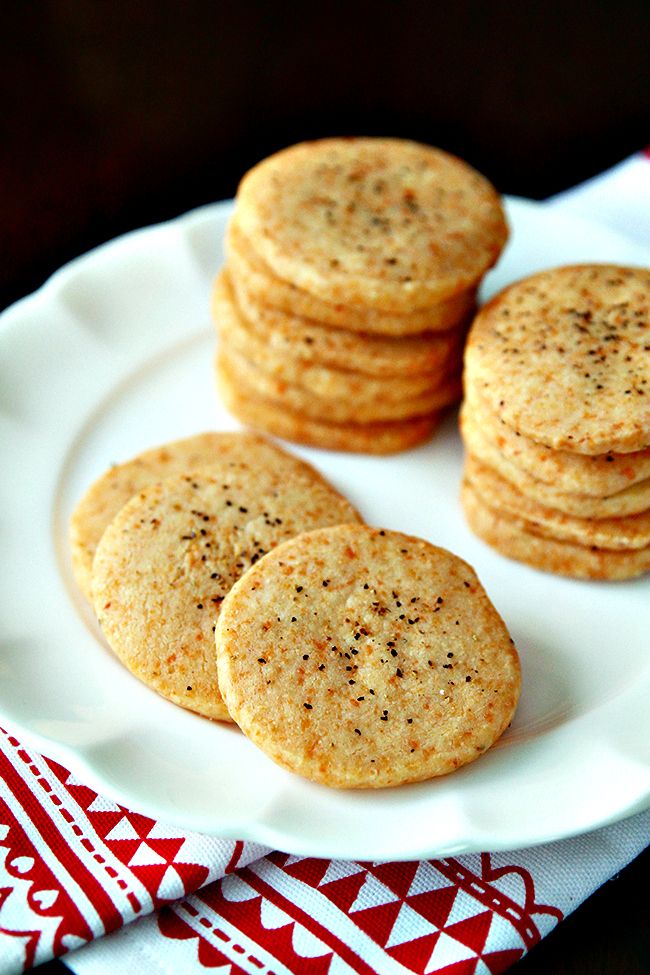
xmin=226 ymin=218 xmax=478 ymax=336
xmin=462 ymin=386 xmax=650 ymax=496
xmin=216 ymin=524 xmax=520 ymax=788
xmin=234 ymin=138 xmax=508 ymax=312
xmin=92 ymin=467 xmax=362 ymax=721
xmin=214 ymin=267 xmax=465 ymax=378
xmin=464 ymin=264 xmax=650 ymax=455
xmin=218 ymin=346 xmax=462 ymax=424
xmin=460 ymin=402 xmax=650 ymax=518
xmin=216 ymin=355 xmax=441 ymax=454
xmin=461 ymin=480 xmax=650 ymax=581
xmin=70 ymin=431 xmax=314 ymax=602
xmin=465 ymin=453 xmax=650 ymax=550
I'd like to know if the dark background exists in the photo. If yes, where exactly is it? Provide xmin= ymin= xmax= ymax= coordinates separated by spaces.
xmin=3 ymin=2 xmax=649 ymax=971
xmin=2 ymin=0 xmax=650 ymax=310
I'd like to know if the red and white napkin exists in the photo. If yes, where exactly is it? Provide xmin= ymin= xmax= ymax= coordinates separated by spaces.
xmin=1 ymin=150 xmax=649 ymax=975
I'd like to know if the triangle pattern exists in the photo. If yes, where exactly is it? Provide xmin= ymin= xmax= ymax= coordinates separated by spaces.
xmin=428 ymin=961 xmax=479 ymax=975
xmin=445 ymin=912 xmax=493 ymax=955
xmin=446 ymin=887 xmax=486 ymax=926
xmin=282 ymin=857 xmax=331 ymax=888
xmin=370 ymin=861 xmax=419 ymax=900
xmin=482 ymin=915 xmax=526 ymax=956
xmin=79 ymin=809 xmax=124 ymax=843
xmin=318 ymin=860 xmax=366 ymax=888
xmin=145 ymin=837 xmax=185 ymax=864
xmin=128 ymin=842 xmax=167 ymax=868
xmin=104 ymin=817 xmax=141 ymax=843
xmin=350 ymin=899 xmax=403 ymax=946
xmin=349 ymin=874 xmax=400 ymax=913
xmin=167 ymin=860 xmax=208 ymax=894
xmin=85 ymin=795 xmax=122 ymax=814
xmin=425 ymin=930 xmax=479 ymax=972
xmin=319 ymin=869 xmax=367 ymax=914
xmin=385 ymin=900 xmax=438 ymax=948
xmin=388 ymin=931 xmax=441 ymax=971
xmin=408 ymin=860 xmax=452 ymax=896
xmin=124 ymin=812 xmax=156 ymax=838
xmin=146 ymin=821 xmax=189 ymax=840
xmin=482 ymin=948 xmax=525 ymax=972
xmin=156 ymin=865 xmax=183 ymax=900
xmin=407 ymin=884 xmax=458 ymax=929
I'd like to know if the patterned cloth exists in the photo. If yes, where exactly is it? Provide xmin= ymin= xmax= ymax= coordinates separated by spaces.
xmin=1 ymin=151 xmax=649 ymax=975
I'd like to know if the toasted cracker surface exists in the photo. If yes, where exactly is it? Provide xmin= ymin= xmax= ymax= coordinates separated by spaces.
xmin=216 ymin=356 xmax=440 ymax=454
xmin=216 ymin=524 xmax=520 ymax=788
xmin=460 ymin=403 xmax=650 ymax=518
xmin=461 ymin=480 xmax=650 ymax=580
xmin=465 ymin=454 xmax=650 ymax=550
xmin=464 ymin=265 xmax=650 ymax=455
xmin=234 ymin=138 xmax=507 ymax=312
xmin=218 ymin=346 xmax=461 ymax=423
xmin=462 ymin=387 xmax=650 ymax=496
xmin=70 ymin=431 xmax=311 ymax=601
xmin=213 ymin=268 xmax=462 ymax=382
xmin=91 ymin=465 xmax=363 ymax=721
xmin=226 ymin=218 xmax=478 ymax=335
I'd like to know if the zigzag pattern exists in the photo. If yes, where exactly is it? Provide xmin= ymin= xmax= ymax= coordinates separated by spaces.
xmin=158 ymin=849 xmax=555 ymax=974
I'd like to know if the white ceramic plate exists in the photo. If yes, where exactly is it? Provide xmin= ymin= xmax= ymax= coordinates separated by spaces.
xmin=1 ymin=198 xmax=649 ymax=861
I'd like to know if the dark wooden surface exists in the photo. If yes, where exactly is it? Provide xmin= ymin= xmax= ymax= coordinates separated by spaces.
xmin=4 ymin=4 xmax=649 ymax=972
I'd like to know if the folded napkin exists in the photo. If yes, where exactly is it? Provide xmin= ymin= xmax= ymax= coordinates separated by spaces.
xmin=1 ymin=150 xmax=649 ymax=975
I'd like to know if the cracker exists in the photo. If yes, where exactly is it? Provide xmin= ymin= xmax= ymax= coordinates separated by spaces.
xmin=464 ymin=264 xmax=650 ymax=455
xmin=462 ymin=386 xmax=650 ymax=497
xmin=216 ymin=355 xmax=441 ymax=454
xmin=234 ymin=138 xmax=508 ymax=312
xmin=222 ymin=266 xmax=467 ymax=375
xmin=226 ymin=218 xmax=478 ymax=336
xmin=214 ymin=272 xmax=453 ymax=401
xmin=215 ymin=524 xmax=520 ymax=788
xmin=214 ymin=269 xmax=463 ymax=385
xmin=460 ymin=402 xmax=650 ymax=518
xmin=70 ymin=431 xmax=314 ymax=602
xmin=461 ymin=480 xmax=650 ymax=580
xmin=91 ymin=466 xmax=362 ymax=721
xmin=465 ymin=454 xmax=650 ymax=550
xmin=217 ymin=346 xmax=461 ymax=424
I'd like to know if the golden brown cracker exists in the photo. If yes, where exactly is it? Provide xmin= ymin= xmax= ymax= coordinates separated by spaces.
xmin=92 ymin=464 xmax=363 ymax=720
xmin=464 ymin=264 xmax=650 ymax=455
xmin=234 ymin=138 xmax=507 ymax=312
xmin=216 ymin=524 xmax=520 ymax=788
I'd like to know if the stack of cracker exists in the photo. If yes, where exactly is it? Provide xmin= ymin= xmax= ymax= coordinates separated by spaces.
xmin=213 ymin=137 xmax=508 ymax=453
xmin=461 ymin=264 xmax=650 ymax=580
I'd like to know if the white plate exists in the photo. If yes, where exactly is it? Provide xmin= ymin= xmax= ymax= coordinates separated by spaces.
xmin=1 ymin=198 xmax=649 ymax=861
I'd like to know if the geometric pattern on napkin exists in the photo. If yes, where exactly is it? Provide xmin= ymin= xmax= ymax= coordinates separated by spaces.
xmin=0 ymin=720 xmax=565 ymax=975
xmin=0 ymin=728 xmax=261 ymax=972
xmin=156 ymin=851 xmax=564 ymax=974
